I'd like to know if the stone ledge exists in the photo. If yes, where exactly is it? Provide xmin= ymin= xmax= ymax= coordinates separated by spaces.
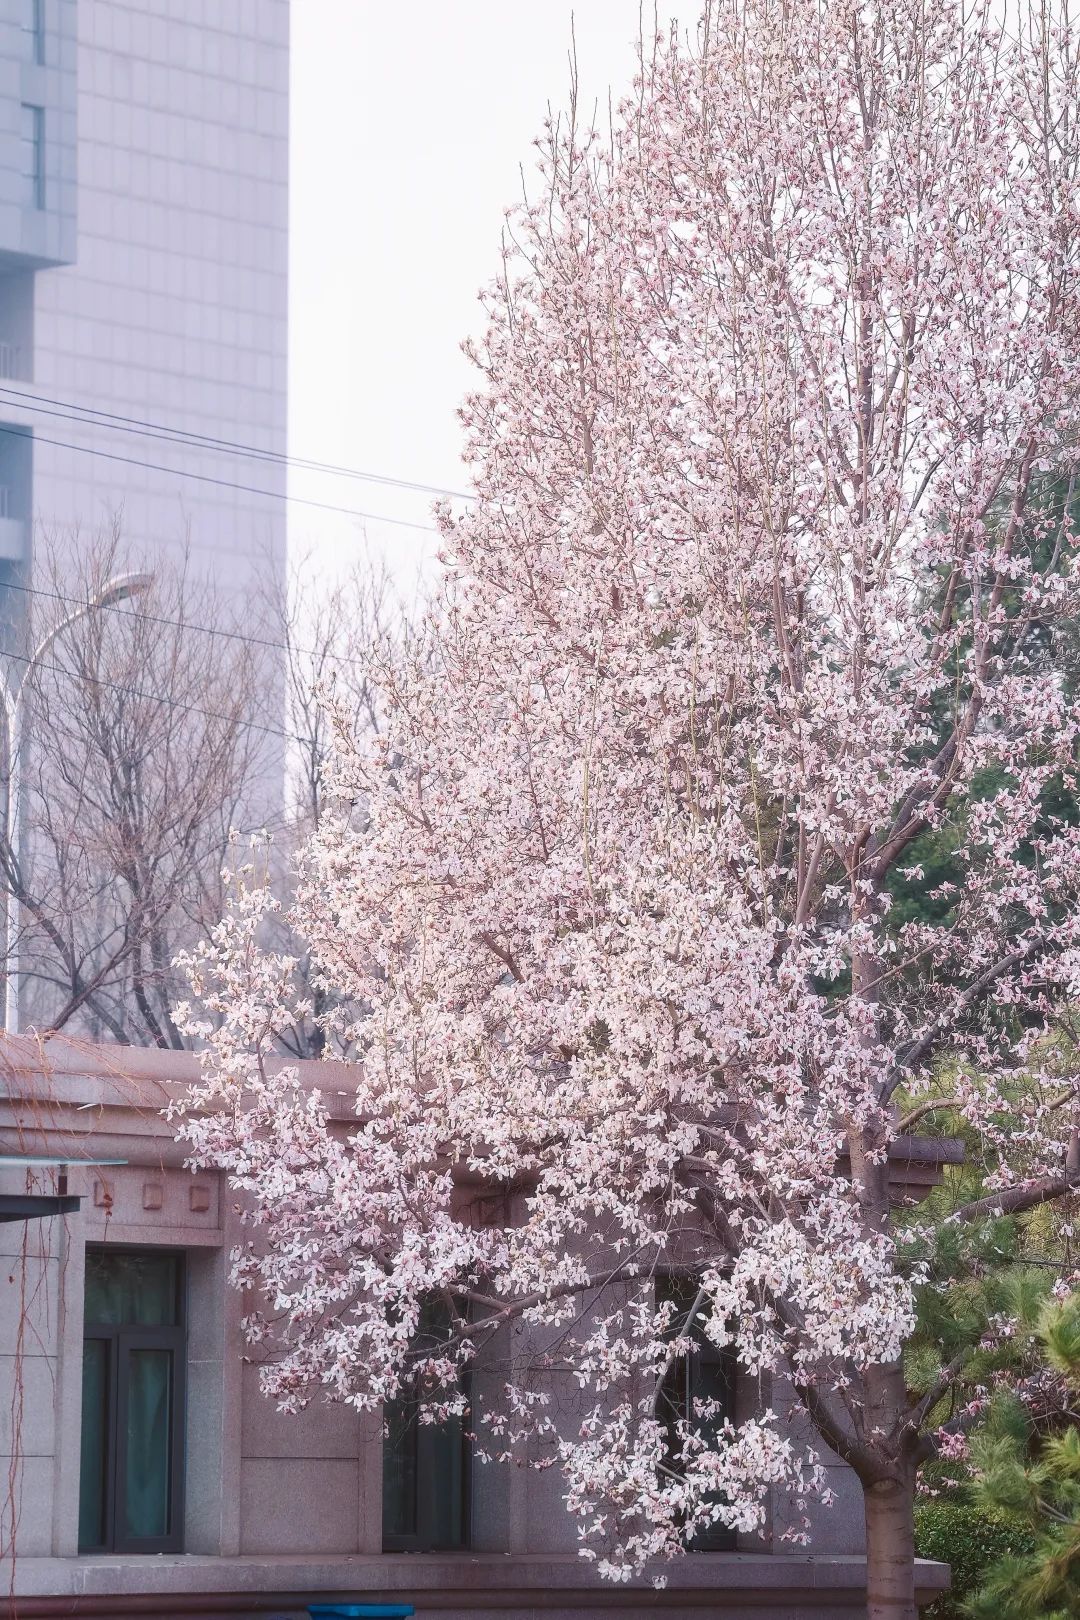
xmin=3 ymin=1552 xmax=951 ymax=1610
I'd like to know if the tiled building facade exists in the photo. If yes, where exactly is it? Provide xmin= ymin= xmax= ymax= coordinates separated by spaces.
xmin=0 ymin=0 xmax=287 ymax=599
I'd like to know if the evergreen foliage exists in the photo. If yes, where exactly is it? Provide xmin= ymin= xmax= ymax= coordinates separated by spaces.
xmin=913 ymin=1502 xmax=1036 ymax=1620
xmin=962 ymin=1293 xmax=1080 ymax=1619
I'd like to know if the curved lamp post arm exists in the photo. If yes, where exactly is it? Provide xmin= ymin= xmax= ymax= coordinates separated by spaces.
xmin=2 ymin=569 xmax=154 ymax=1032
xmin=16 ymin=571 xmax=155 ymax=702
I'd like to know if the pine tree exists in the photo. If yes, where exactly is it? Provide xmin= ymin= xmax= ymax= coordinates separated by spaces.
xmin=966 ymin=1294 xmax=1080 ymax=1619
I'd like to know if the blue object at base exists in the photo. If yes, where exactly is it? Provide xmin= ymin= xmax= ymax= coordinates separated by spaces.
xmin=307 ymin=1607 xmax=415 ymax=1619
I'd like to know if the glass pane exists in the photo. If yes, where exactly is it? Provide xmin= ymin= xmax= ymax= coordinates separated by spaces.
xmin=691 ymin=1351 xmax=734 ymax=1434
xmin=78 ymin=1339 xmax=108 ymax=1550
xmin=424 ymin=1414 xmax=465 ymax=1548
xmin=658 ymin=1273 xmax=704 ymax=1327
xmin=656 ymin=1274 xmax=736 ymax=1549
xmin=17 ymin=105 xmax=42 ymax=209
xmin=382 ymin=1295 xmax=468 ymax=1548
xmin=657 ymin=1274 xmax=698 ymax=1435
xmin=124 ymin=1347 xmax=172 ymax=1540
xmin=21 ymin=0 xmax=43 ymax=62
xmin=85 ymin=1250 xmax=179 ymax=1327
xmin=690 ymin=1344 xmax=736 ymax=1548
xmin=382 ymin=1397 xmax=418 ymax=1540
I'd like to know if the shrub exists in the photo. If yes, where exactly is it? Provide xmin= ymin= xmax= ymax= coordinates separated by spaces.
xmin=914 ymin=1501 xmax=1036 ymax=1620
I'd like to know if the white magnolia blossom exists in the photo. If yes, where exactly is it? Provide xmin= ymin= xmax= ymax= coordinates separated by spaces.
xmin=175 ymin=4 xmax=1080 ymax=1612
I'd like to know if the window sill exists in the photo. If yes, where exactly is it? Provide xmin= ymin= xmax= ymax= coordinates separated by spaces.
xmin=5 ymin=1549 xmax=951 ymax=1605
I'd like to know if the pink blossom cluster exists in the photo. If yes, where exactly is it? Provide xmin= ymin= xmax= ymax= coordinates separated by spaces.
xmin=175 ymin=0 xmax=1080 ymax=1588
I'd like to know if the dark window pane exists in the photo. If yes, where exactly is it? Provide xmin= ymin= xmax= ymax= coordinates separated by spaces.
xmin=124 ymin=1348 xmax=172 ymax=1539
xmin=658 ymin=1274 xmax=705 ymax=1328
xmin=656 ymin=1274 xmax=736 ymax=1551
xmin=424 ymin=1412 xmax=464 ymax=1548
xmin=382 ymin=1295 xmax=468 ymax=1550
xmin=79 ymin=1250 xmax=186 ymax=1554
xmin=691 ymin=1350 xmax=734 ymax=1435
xmin=657 ymin=1274 xmax=701 ymax=1435
xmin=85 ymin=1250 xmax=179 ymax=1327
xmin=78 ymin=1339 xmax=108 ymax=1550
xmin=382 ymin=1399 xmax=419 ymax=1540
xmin=383 ymin=1398 xmax=466 ymax=1550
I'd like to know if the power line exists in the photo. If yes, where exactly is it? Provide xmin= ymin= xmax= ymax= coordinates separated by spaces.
xmin=0 ymin=425 xmax=444 ymax=534
xmin=5 ymin=645 xmax=301 ymax=746
xmin=0 ymin=385 xmax=474 ymax=502
xmin=0 ymin=575 xmax=397 ymax=742
xmin=0 ymin=577 xmax=378 ymax=674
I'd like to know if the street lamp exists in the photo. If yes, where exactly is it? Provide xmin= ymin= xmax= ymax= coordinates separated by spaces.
xmin=1 ymin=570 xmax=154 ymax=1032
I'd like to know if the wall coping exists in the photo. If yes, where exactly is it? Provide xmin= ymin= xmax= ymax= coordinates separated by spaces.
xmin=0 ymin=1030 xmax=336 ymax=1094
xmin=5 ymin=1551 xmax=951 ymax=1600
xmin=0 ymin=1034 xmax=964 ymax=1190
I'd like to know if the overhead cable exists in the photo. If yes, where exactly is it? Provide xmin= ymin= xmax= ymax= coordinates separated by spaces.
xmin=0 ymin=425 xmax=444 ymax=534
xmin=0 ymin=385 xmax=472 ymax=501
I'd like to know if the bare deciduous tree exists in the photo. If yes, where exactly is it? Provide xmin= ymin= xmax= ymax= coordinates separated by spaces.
xmin=0 ymin=530 xmax=270 ymax=1045
xmin=0 ymin=529 xmax=408 ymax=1051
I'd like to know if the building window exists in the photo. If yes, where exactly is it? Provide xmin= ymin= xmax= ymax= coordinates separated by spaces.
xmin=78 ymin=1248 xmax=186 ymax=1554
xmin=657 ymin=1274 xmax=738 ymax=1551
xmin=382 ymin=1298 xmax=469 ymax=1551
xmin=18 ymin=105 xmax=44 ymax=210
xmin=21 ymin=0 xmax=44 ymax=64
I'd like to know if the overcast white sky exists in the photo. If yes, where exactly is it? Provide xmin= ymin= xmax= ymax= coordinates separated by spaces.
xmin=287 ymin=3 xmax=685 ymax=597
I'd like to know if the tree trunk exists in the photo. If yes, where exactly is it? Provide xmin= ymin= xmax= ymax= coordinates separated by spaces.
xmin=863 ymin=1473 xmax=918 ymax=1620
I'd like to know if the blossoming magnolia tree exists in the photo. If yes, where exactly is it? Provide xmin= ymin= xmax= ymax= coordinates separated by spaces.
xmin=177 ymin=3 xmax=1080 ymax=1615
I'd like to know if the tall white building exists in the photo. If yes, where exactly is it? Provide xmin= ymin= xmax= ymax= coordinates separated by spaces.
xmin=0 ymin=0 xmax=288 ymax=599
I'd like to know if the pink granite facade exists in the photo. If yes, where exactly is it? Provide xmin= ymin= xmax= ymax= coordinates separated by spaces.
xmin=0 ymin=1036 xmax=950 ymax=1617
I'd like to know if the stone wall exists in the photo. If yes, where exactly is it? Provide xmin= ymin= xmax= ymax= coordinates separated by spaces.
xmin=0 ymin=1035 xmax=950 ymax=1617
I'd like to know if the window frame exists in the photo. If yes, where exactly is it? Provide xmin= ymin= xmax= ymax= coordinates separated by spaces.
xmin=79 ymin=1246 xmax=187 ymax=1556
xmin=22 ymin=0 xmax=44 ymax=64
xmin=381 ymin=1298 xmax=471 ymax=1553
xmin=18 ymin=104 xmax=44 ymax=211
xmin=381 ymin=1389 xmax=471 ymax=1552
xmin=656 ymin=1273 xmax=738 ymax=1552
